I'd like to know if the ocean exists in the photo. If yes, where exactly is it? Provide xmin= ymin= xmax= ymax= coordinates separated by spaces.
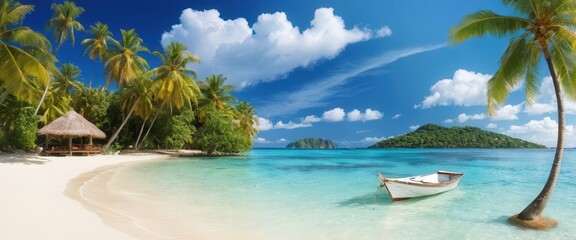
xmin=81 ymin=149 xmax=576 ymax=239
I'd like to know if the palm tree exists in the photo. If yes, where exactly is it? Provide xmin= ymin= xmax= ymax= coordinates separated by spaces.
xmin=103 ymin=29 xmax=149 ymax=91
xmin=81 ymin=22 xmax=113 ymax=87
xmin=53 ymin=63 xmax=83 ymax=96
xmin=46 ymin=1 xmax=84 ymax=53
xmin=200 ymin=74 xmax=237 ymax=109
xmin=451 ymin=0 xmax=576 ymax=229
xmin=81 ymin=22 xmax=112 ymax=61
xmin=103 ymin=77 xmax=153 ymax=148
xmin=137 ymin=42 xmax=201 ymax=148
xmin=0 ymin=0 xmax=52 ymax=105
xmin=235 ymin=102 xmax=258 ymax=138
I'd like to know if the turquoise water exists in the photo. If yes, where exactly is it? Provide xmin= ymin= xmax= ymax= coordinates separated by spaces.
xmin=108 ymin=149 xmax=576 ymax=239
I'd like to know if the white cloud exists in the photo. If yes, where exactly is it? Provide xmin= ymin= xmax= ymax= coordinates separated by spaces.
xmin=418 ymin=69 xmax=492 ymax=108
xmin=347 ymin=108 xmax=383 ymax=122
xmin=257 ymin=44 xmax=444 ymax=117
xmin=409 ymin=125 xmax=420 ymax=131
xmin=443 ymin=119 xmax=454 ymax=124
xmin=254 ymin=137 xmax=269 ymax=143
xmin=362 ymin=136 xmax=389 ymax=143
xmin=274 ymin=121 xmax=312 ymax=129
xmin=486 ymin=123 xmax=498 ymax=129
xmin=524 ymin=102 xmax=555 ymax=115
xmin=457 ymin=113 xmax=485 ymax=123
xmin=257 ymin=117 xmax=311 ymax=131
xmin=523 ymin=76 xmax=576 ymax=115
xmin=162 ymin=8 xmax=388 ymax=88
xmin=256 ymin=117 xmax=274 ymax=131
xmin=490 ymin=104 xmax=522 ymax=121
xmin=323 ymin=107 xmax=346 ymax=122
xmin=302 ymin=115 xmax=321 ymax=123
xmin=278 ymin=138 xmax=288 ymax=142
xmin=376 ymin=26 xmax=392 ymax=37
xmin=506 ymin=117 xmax=574 ymax=147
xmin=392 ymin=114 xmax=401 ymax=119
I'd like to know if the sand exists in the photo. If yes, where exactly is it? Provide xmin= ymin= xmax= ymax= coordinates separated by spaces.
xmin=0 ymin=153 xmax=172 ymax=240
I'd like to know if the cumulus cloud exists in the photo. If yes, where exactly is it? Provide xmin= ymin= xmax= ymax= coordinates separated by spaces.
xmin=417 ymin=69 xmax=492 ymax=109
xmin=506 ymin=117 xmax=574 ymax=147
xmin=486 ymin=123 xmax=498 ymax=129
xmin=162 ymin=8 xmax=388 ymax=88
xmin=409 ymin=125 xmax=420 ymax=131
xmin=257 ymin=117 xmax=312 ymax=131
xmin=443 ymin=119 xmax=454 ymax=124
xmin=254 ymin=137 xmax=290 ymax=144
xmin=457 ymin=113 xmax=486 ymax=123
xmin=490 ymin=104 xmax=522 ymax=121
xmin=302 ymin=115 xmax=321 ymax=123
xmin=323 ymin=107 xmax=346 ymax=122
xmin=347 ymin=108 xmax=383 ymax=122
xmin=392 ymin=114 xmax=401 ymax=119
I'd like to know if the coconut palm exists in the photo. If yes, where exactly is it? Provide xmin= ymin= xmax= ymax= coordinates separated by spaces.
xmin=235 ymin=102 xmax=258 ymax=138
xmin=137 ymin=42 xmax=201 ymax=148
xmin=103 ymin=29 xmax=149 ymax=91
xmin=0 ymin=0 xmax=52 ymax=105
xmin=451 ymin=0 xmax=576 ymax=228
xmin=81 ymin=22 xmax=112 ymax=61
xmin=53 ymin=63 xmax=83 ymax=96
xmin=103 ymin=76 xmax=153 ymax=148
xmin=200 ymin=74 xmax=237 ymax=109
xmin=46 ymin=1 xmax=84 ymax=53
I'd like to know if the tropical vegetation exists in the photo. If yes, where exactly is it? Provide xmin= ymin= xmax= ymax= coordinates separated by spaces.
xmin=0 ymin=0 xmax=258 ymax=155
xmin=369 ymin=124 xmax=545 ymax=149
xmin=451 ymin=0 xmax=576 ymax=229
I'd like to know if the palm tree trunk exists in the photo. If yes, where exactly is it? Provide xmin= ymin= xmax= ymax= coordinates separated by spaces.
xmin=0 ymin=90 xmax=9 ymax=104
xmin=137 ymin=109 xmax=161 ymax=149
xmin=134 ymin=119 xmax=147 ymax=149
xmin=35 ymin=77 xmax=51 ymax=115
xmin=516 ymin=50 xmax=565 ymax=221
xmin=104 ymin=98 xmax=140 ymax=149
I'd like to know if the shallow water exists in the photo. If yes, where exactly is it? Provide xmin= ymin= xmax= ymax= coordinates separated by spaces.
xmin=91 ymin=149 xmax=576 ymax=239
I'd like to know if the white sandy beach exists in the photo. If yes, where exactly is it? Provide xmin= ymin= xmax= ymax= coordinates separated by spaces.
xmin=0 ymin=153 xmax=172 ymax=240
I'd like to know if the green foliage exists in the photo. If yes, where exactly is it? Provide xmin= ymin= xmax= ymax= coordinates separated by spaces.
xmin=193 ymin=106 xmax=250 ymax=154
xmin=6 ymin=108 xmax=38 ymax=150
xmin=72 ymin=88 xmax=112 ymax=129
xmin=286 ymin=138 xmax=336 ymax=149
xmin=369 ymin=124 xmax=546 ymax=149
xmin=153 ymin=109 xmax=196 ymax=149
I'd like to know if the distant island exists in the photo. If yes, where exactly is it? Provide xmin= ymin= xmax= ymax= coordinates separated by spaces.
xmin=369 ymin=124 xmax=546 ymax=149
xmin=286 ymin=138 xmax=336 ymax=149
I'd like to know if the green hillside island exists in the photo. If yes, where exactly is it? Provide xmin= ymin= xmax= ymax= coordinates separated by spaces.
xmin=369 ymin=124 xmax=546 ymax=149
xmin=286 ymin=138 xmax=336 ymax=149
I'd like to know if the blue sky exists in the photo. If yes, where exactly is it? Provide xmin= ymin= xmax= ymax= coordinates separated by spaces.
xmin=25 ymin=0 xmax=576 ymax=148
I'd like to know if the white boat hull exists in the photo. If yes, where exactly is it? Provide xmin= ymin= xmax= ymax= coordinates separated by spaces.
xmin=378 ymin=171 xmax=463 ymax=201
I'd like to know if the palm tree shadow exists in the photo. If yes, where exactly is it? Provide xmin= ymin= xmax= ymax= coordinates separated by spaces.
xmin=0 ymin=154 xmax=49 ymax=165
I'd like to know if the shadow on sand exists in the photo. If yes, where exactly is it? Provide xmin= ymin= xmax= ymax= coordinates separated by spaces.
xmin=0 ymin=154 xmax=49 ymax=165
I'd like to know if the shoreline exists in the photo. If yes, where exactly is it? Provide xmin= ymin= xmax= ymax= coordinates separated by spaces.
xmin=0 ymin=152 xmax=173 ymax=240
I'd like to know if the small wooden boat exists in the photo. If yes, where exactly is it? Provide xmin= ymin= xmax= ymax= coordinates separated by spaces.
xmin=377 ymin=171 xmax=464 ymax=202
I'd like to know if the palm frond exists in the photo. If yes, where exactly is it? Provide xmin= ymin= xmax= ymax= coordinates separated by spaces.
xmin=550 ymin=39 xmax=576 ymax=100
xmin=450 ymin=10 xmax=530 ymax=44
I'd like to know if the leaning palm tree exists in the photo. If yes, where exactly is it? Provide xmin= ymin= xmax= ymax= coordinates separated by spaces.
xmin=103 ymin=29 xmax=149 ymax=91
xmin=46 ymin=0 xmax=84 ymax=53
xmin=103 ymin=76 xmax=153 ymax=149
xmin=0 ymin=0 xmax=52 ymax=105
xmin=53 ymin=63 xmax=83 ymax=96
xmin=137 ymin=42 xmax=201 ymax=148
xmin=451 ymin=0 xmax=576 ymax=229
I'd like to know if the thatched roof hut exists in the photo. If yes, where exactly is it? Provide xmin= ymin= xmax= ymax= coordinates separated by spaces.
xmin=37 ymin=110 xmax=106 ymax=156
xmin=38 ymin=110 xmax=106 ymax=138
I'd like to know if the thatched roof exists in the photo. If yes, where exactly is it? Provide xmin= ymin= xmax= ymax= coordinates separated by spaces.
xmin=37 ymin=110 xmax=106 ymax=139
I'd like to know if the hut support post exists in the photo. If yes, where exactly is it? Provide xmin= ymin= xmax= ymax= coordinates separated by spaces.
xmin=89 ymin=136 xmax=93 ymax=145
xmin=68 ymin=137 xmax=72 ymax=156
